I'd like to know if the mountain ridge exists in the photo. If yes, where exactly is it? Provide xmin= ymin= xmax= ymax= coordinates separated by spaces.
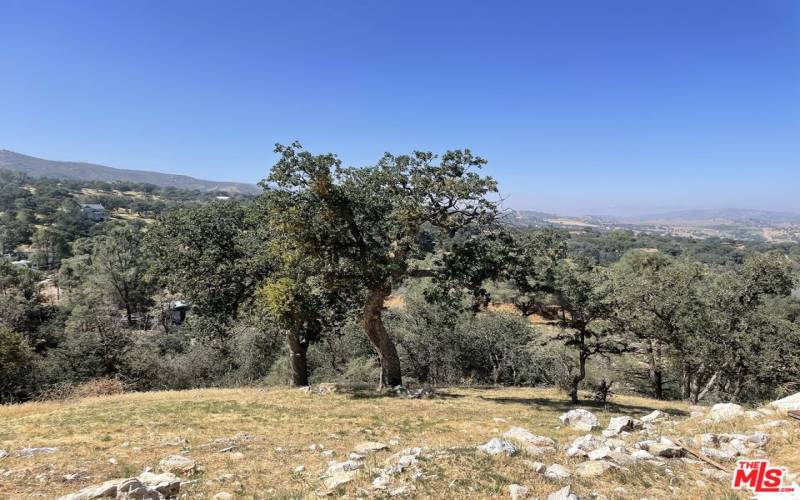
xmin=0 ymin=149 xmax=261 ymax=194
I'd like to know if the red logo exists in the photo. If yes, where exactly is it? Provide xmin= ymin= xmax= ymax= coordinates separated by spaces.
xmin=732 ymin=460 xmax=795 ymax=494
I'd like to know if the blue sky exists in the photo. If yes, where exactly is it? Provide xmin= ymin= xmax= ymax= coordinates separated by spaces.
xmin=1 ymin=0 xmax=798 ymax=215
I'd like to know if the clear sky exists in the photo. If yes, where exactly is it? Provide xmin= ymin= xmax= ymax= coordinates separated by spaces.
xmin=1 ymin=0 xmax=798 ymax=215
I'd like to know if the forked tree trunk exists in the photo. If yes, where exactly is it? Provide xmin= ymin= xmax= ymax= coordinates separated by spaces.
xmin=362 ymin=285 xmax=402 ymax=388
xmin=646 ymin=339 xmax=664 ymax=400
xmin=287 ymin=329 xmax=309 ymax=387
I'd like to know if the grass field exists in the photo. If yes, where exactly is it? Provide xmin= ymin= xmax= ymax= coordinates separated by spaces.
xmin=1 ymin=386 xmax=796 ymax=499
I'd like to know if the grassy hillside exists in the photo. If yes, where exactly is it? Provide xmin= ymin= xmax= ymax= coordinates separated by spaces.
xmin=1 ymin=387 xmax=797 ymax=499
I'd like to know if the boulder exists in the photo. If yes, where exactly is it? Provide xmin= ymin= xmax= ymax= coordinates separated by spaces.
xmin=587 ymin=447 xmax=611 ymax=461
xmin=701 ymin=445 xmax=738 ymax=461
xmin=547 ymin=485 xmax=578 ymax=500
xmin=478 ymin=438 xmax=516 ymax=456
xmin=544 ymin=464 xmax=571 ymax=480
xmin=524 ymin=460 xmax=547 ymax=474
xmin=138 ymin=472 xmax=181 ymax=497
xmin=771 ymin=392 xmax=800 ymax=412
xmin=353 ymin=441 xmax=388 ymax=454
xmin=709 ymin=403 xmax=745 ymax=422
xmin=606 ymin=416 xmax=642 ymax=435
xmin=509 ymin=484 xmax=530 ymax=499
xmin=647 ymin=438 xmax=685 ymax=459
xmin=58 ymin=473 xmax=181 ymax=500
xmin=575 ymin=460 xmax=616 ymax=478
xmin=607 ymin=451 xmax=635 ymax=466
xmin=559 ymin=409 xmax=599 ymax=431
xmin=158 ymin=455 xmax=196 ymax=474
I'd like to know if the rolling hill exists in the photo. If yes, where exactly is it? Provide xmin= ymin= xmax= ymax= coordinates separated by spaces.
xmin=0 ymin=149 xmax=261 ymax=194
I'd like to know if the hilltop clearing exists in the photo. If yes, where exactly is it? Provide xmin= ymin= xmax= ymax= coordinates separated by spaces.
xmin=1 ymin=386 xmax=797 ymax=499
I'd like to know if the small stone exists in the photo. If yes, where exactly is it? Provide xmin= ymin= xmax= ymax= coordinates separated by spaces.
xmin=509 ymin=483 xmax=530 ymax=499
xmin=293 ymin=465 xmax=305 ymax=473
xmin=478 ymin=438 xmax=516 ymax=456
xmin=389 ymin=485 xmax=413 ymax=496
xmin=544 ymin=464 xmax=571 ymax=480
xmin=701 ymin=446 xmax=737 ymax=461
xmin=0 ymin=450 xmax=8 ymax=459
xmin=211 ymin=493 xmax=233 ymax=500
xmin=107 ymin=457 xmax=117 ymax=465
xmin=746 ymin=432 xmax=769 ymax=448
xmin=321 ymin=450 xmax=334 ymax=457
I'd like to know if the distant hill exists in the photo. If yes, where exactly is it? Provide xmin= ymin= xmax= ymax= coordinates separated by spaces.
xmin=0 ymin=149 xmax=261 ymax=195
xmin=616 ymin=208 xmax=800 ymax=226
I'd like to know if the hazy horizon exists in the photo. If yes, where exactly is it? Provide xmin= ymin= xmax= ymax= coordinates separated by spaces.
xmin=2 ymin=0 xmax=798 ymax=215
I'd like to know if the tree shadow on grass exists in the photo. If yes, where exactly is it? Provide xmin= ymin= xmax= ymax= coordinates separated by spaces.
xmin=479 ymin=395 xmax=689 ymax=417
xmin=344 ymin=386 xmax=465 ymax=401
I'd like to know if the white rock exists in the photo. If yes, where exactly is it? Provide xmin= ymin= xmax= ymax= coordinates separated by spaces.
xmin=575 ymin=460 xmax=616 ymax=478
xmin=606 ymin=416 xmax=642 ymax=434
xmin=709 ymin=403 xmax=745 ymax=422
xmin=630 ymin=449 xmax=654 ymax=461
xmin=747 ymin=432 xmax=769 ymax=448
xmin=478 ymin=438 xmax=516 ymax=456
xmin=770 ymin=392 xmax=800 ymax=411
xmin=138 ymin=472 xmax=181 ymax=497
xmin=640 ymin=410 xmax=668 ymax=423
xmin=353 ymin=441 xmax=388 ymax=454
xmin=389 ymin=485 xmax=413 ymax=496
xmin=323 ymin=469 xmax=358 ymax=489
xmin=503 ymin=427 xmax=556 ymax=447
xmin=559 ymin=409 xmax=599 ymax=431
xmin=701 ymin=446 xmax=738 ymax=461
xmin=544 ymin=464 xmax=571 ymax=480
xmin=0 ymin=450 xmax=8 ymax=459
xmin=509 ymin=483 xmax=530 ymax=499
xmin=293 ymin=465 xmax=305 ymax=473
xmin=158 ymin=455 xmax=196 ymax=474
xmin=756 ymin=420 xmax=788 ymax=429
xmin=524 ymin=460 xmax=547 ymax=473
xmin=20 ymin=447 xmax=58 ymax=457
xmin=587 ymin=447 xmax=611 ymax=461
xmin=547 ymin=485 xmax=578 ymax=500
xmin=211 ymin=493 xmax=234 ymax=500
xmin=320 ymin=450 xmax=334 ymax=457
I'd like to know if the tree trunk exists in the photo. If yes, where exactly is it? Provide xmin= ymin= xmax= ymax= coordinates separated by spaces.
xmin=286 ymin=329 xmax=309 ymax=387
xmin=362 ymin=285 xmax=402 ymax=388
xmin=570 ymin=345 xmax=588 ymax=404
xmin=646 ymin=339 xmax=664 ymax=400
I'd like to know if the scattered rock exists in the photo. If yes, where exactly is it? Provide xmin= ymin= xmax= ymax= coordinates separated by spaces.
xmin=559 ymin=409 xmax=599 ymax=431
xmin=107 ymin=458 xmax=117 ymax=465
xmin=701 ymin=446 xmax=738 ymax=461
xmin=478 ymin=438 xmax=516 ymax=456
xmin=566 ymin=434 xmax=603 ymax=457
xmin=747 ymin=432 xmax=769 ymax=448
xmin=320 ymin=450 xmax=334 ymax=457
xmin=709 ymin=403 xmax=745 ymax=422
xmin=389 ymin=484 xmax=414 ymax=496
xmin=587 ymin=447 xmax=611 ymax=461
xmin=544 ymin=464 xmax=571 ymax=480
xmin=294 ymin=465 xmax=305 ymax=473
xmin=757 ymin=420 xmax=788 ymax=430
xmin=576 ymin=460 xmax=616 ymax=478
xmin=20 ymin=447 xmax=58 ymax=457
xmin=509 ymin=484 xmax=530 ymax=499
xmin=316 ymin=383 xmax=339 ymax=394
xmin=57 ymin=472 xmax=180 ymax=500
xmin=353 ymin=441 xmax=388 ymax=454
xmin=745 ymin=410 xmax=764 ymax=419
xmin=158 ymin=455 xmax=196 ymax=474
xmin=322 ymin=460 xmax=363 ymax=489
xmin=0 ymin=450 xmax=8 ymax=459
xmin=161 ymin=437 xmax=188 ymax=447
xmin=770 ymin=392 xmax=800 ymax=412
xmin=547 ymin=485 xmax=578 ymax=500
xmin=211 ymin=493 xmax=233 ymax=500
xmin=640 ymin=410 xmax=668 ymax=423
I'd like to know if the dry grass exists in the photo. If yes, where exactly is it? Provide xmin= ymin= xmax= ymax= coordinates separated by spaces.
xmin=0 ymin=387 xmax=795 ymax=499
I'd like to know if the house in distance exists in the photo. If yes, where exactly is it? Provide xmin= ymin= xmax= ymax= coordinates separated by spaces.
xmin=80 ymin=203 xmax=110 ymax=221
